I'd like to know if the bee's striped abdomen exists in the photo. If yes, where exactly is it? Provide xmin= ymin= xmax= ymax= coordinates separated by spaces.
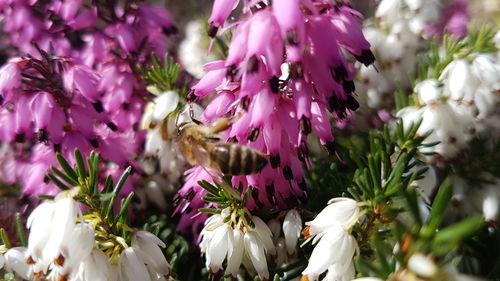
xmin=210 ymin=144 xmax=267 ymax=175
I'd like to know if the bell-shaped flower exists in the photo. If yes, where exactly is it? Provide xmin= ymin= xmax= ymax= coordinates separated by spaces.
xmin=132 ymin=231 xmax=171 ymax=277
xmin=282 ymin=209 xmax=302 ymax=255
xmin=74 ymin=249 xmax=111 ymax=281
xmin=4 ymin=247 xmax=33 ymax=280
xmin=306 ymin=198 xmax=361 ymax=237
xmin=302 ymin=225 xmax=358 ymax=281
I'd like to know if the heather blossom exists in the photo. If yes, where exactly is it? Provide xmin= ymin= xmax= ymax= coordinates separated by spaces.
xmin=0 ymin=0 xmax=176 ymax=196
xmin=176 ymin=0 xmax=375 ymax=233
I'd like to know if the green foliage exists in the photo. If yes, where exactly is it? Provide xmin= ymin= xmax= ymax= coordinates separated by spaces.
xmin=141 ymin=53 xmax=190 ymax=97
xmin=46 ymin=149 xmax=136 ymax=243
xmin=343 ymin=120 xmax=486 ymax=279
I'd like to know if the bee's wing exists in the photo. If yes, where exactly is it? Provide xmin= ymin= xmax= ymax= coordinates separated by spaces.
xmin=193 ymin=142 xmax=213 ymax=168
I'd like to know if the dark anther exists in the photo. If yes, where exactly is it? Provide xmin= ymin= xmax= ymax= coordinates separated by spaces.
xmin=54 ymin=143 xmax=61 ymax=152
xmin=132 ymin=122 xmax=139 ymax=131
xmin=241 ymin=96 xmax=250 ymax=111
xmin=290 ymin=62 xmax=304 ymax=79
xmin=298 ymin=191 xmax=308 ymax=204
xmin=265 ymin=183 xmax=277 ymax=205
xmin=298 ymin=180 xmax=307 ymax=191
xmin=298 ymin=141 xmax=309 ymax=161
xmin=0 ymin=95 xmax=4 ymax=106
xmin=337 ymin=110 xmax=346 ymax=119
xmin=299 ymin=116 xmax=312 ymax=135
xmin=270 ymin=76 xmax=280 ymax=93
xmin=286 ymin=30 xmax=300 ymax=46
xmin=185 ymin=206 xmax=193 ymax=213
xmin=226 ymin=65 xmax=237 ymax=78
xmin=89 ymin=138 xmax=99 ymax=148
xmin=227 ymin=136 xmax=238 ymax=143
xmin=65 ymin=30 xmax=85 ymax=50
xmin=185 ymin=188 xmax=196 ymax=201
xmin=247 ymin=127 xmax=260 ymax=142
xmin=283 ymin=165 xmax=294 ymax=180
xmin=346 ymin=95 xmax=360 ymax=111
xmin=250 ymin=1 xmax=267 ymax=12
xmin=186 ymin=90 xmax=197 ymax=103
xmin=324 ymin=140 xmax=336 ymax=155
xmin=328 ymin=94 xmax=340 ymax=112
xmin=247 ymin=55 xmax=260 ymax=73
xmin=122 ymin=103 xmax=130 ymax=110
xmin=107 ymin=122 xmax=118 ymax=131
xmin=342 ymin=80 xmax=355 ymax=93
xmin=284 ymin=194 xmax=299 ymax=207
xmin=354 ymin=49 xmax=376 ymax=66
xmin=37 ymin=129 xmax=49 ymax=142
xmin=270 ymin=154 xmax=280 ymax=168
xmin=162 ymin=25 xmax=178 ymax=36
xmin=331 ymin=65 xmax=347 ymax=82
xmin=15 ymin=133 xmax=25 ymax=143
xmin=207 ymin=24 xmax=218 ymax=38
xmin=43 ymin=175 xmax=50 ymax=183
xmin=251 ymin=187 xmax=264 ymax=208
xmin=92 ymin=101 xmax=104 ymax=113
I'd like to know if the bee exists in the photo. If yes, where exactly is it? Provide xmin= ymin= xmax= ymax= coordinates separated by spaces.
xmin=176 ymin=116 xmax=268 ymax=176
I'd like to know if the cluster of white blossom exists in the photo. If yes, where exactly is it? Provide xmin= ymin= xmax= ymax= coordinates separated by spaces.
xmin=200 ymin=208 xmax=302 ymax=280
xmin=355 ymin=0 xmax=466 ymax=113
xmin=397 ymin=45 xmax=500 ymax=163
xmin=1 ymin=194 xmax=171 ymax=281
xmin=302 ymin=198 xmax=361 ymax=281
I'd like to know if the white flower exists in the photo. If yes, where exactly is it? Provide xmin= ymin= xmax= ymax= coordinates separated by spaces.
xmin=4 ymin=247 xmax=33 ymax=280
xmin=306 ymin=197 xmax=360 ymax=236
xmin=200 ymin=211 xmax=275 ymax=279
xmin=282 ymin=209 xmax=302 ymax=255
xmin=132 ymin=231 xmax=171 ymax=277
xmin=74 ymin=249 xmax=111 ymax=281
xmin=441 ymin=59 xmax=479 ymax=102
xmin=352 ymin=278 xmax=383 ymax=281
xmin=408 ymin=253 xmax=438 ymax=278
xmin=179 ymin=21 xmax=216 ymax=79
xmin=141 ymin=90 xmax=180 ymax=130
xmin=119 ymin=247 xmax=152 ymax=281
xmin=416 ymin=79 xmax=442 ymax=105
xmin=302 ymin=225 xmax=358 ymax=281
xmin=302 ymin=198 xmax=361 ymax=281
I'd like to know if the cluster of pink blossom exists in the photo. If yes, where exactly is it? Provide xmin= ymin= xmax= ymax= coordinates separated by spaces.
xmin=175 ymin=0 xmax=374 ymax=236
xmin=0 ymin=0 xmax=176 ymax=195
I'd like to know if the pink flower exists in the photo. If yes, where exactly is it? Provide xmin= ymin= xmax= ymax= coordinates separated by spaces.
xmin=177 ymin=0 xmax=374 ymax=233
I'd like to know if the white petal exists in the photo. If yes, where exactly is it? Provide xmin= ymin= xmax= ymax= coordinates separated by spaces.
xmin=120 ymin=247 xmax=152 ymax=281
xmin=5 ymin=247 xmax=32 ymax=280
xmin=225 ymin=228 xmax=244 ymax=277
xmin=416 ymin=79 xmax=442 ymax=105
xmin=78 ymin=249 xmax=110 ymax=281
xmin=206 ymin=224 xmax=229 ymax=272
xmin=244 ymin=231 xmax=269 ymax=280
xmin=408 ymin=253 xmax=438 ymax=278
xmin=302 ymin=225 xmax=345 ymax=279
xmin=252 ymin=216 xmax=276 ymax=255
xmin=152 ymin=91 xmax=179 ymax=122
xmin=282 ymin=209 xmax=302 ymax=255
xmin=0 ymin=253 xmax=4 ymax=269
xmin=132 ymin=231 xmax=170 ymax=276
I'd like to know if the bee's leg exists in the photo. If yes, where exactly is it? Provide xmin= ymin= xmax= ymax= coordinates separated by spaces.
xmin=189 ymin=104 xmax=203 ymax=125
xmin=210 ymin=118 xmax=232 ymax=134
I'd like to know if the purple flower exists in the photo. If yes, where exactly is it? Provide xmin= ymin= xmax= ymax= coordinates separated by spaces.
xmin=0 ymin=0 xmax=176 ymax=197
